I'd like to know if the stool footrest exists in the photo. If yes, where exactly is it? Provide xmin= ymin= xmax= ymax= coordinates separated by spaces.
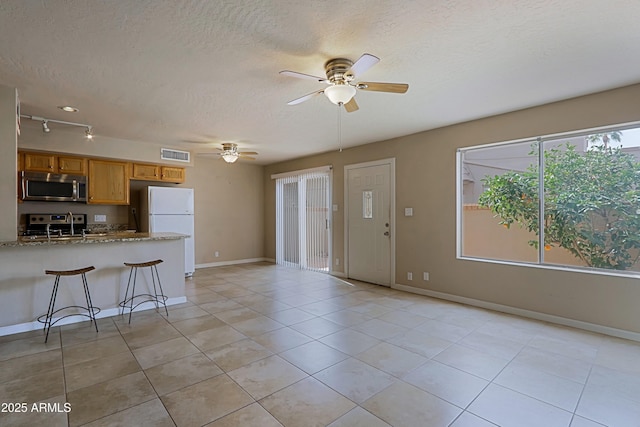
xmin=37 ymin=306 xmax=101 ymax=328
xmin=119 ymin=294 xmax=169 ymax=310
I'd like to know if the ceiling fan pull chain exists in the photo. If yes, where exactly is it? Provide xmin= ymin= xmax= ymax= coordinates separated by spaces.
xmin=337 ymin=103 xmax=343 ymax=152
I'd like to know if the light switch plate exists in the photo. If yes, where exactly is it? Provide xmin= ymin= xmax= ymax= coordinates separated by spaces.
xmin=94 ymin=214 xmax=106 ymax=222
xmin=405 ymin=207 xmax=413 ymax=217
xmin=333 ymin=204 xmax=338 ymax=212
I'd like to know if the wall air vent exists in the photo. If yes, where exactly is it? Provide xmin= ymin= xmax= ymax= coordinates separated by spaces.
xmin=161 ymin=148 xmax=191 ymax=163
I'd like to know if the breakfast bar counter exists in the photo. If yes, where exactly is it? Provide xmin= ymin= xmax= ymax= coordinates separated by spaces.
xmin=0 ymin=232 xmax=187 ymax=335
xmin=2 ymin=231 xmax=185 ymax=247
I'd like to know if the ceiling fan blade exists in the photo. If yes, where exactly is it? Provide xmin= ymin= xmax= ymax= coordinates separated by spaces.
xmin=357 ymin=82 xmax=409 ymax=93
xmin=344 ymin=98 xmax=359 ymax=113
xmin=280 ymin=70 xmax=328 ymax=83
xmin=239 ymin=156 xmax=256 ymax=161
xmin=239 ymin=151 xmax=258 ymax=156
xmin=348 ymin=53 xmax=380 ymax=77
xmin=287 ymin=90 xmax=323 ymax=105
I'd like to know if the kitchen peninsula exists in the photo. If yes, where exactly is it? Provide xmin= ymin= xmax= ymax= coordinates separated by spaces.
xmin=0 ymin=232 xmax=187 ymax=335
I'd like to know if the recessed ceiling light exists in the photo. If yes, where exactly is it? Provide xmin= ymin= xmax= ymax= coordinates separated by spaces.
xmin=58 ymin=106 xmax=79 ymax=112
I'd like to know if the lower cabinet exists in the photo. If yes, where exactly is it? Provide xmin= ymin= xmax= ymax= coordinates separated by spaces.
xmin=88 ymin=160 xmax=130 ymax=205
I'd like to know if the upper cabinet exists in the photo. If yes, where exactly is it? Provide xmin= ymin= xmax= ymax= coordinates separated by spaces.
xmin=19 ymin=151 xmax=186 ymax=205
xmin=160 ymin=166 xmax=185 ymax=183
xmin=57 ymin=156 xmax=87 ymax=175
xmin=132 ymin=163 xmax=185 ymax=183
xmin=23 ymin=152 xmax=56 ymax=172
xmin=88 ymin=159 xmax=130 ymax=205
xmin=21 ymin=152 xmax=87 ymax=175
xmin=132 ymin=163 xmax=160 ymax=180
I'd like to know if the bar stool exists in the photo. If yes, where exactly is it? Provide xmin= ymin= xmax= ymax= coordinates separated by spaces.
xmin=37 ymin=266 xmax=100 ymax=343
xmin=119 ymin=259 xmax=168 ymax=323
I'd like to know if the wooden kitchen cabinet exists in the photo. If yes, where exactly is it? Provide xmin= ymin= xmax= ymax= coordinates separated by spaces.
xmin=131 ymin=163 xmax=185 ymax=183
xmin=23 ymin=152 xmax=56 ymax=172
xmin=57 ymin=156 xmax=86 ymax=174
xmin=88 ymin=159 xmax=130 ymax=205
xmin=132 ymin=163 xmax=160 ymax=180
xmin=160 ymin=166 xmax=185 ymax=183
xmin=21 ymin=152 xmax=87 ymax=175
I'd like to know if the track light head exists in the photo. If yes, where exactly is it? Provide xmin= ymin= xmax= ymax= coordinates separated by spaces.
xmin=20 ymin=114 xmax=93 ymax=139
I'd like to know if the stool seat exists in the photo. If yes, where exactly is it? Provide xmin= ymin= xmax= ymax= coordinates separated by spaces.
xmin=120 ymin=259 xmax=168 ymax=323
xmin=38 ymin=265 xmax=99 ymax=343
xmin=45 ymin=266 xmax=96 ymax=276
xmin=124 ymin=259 xmax=163 ymax=268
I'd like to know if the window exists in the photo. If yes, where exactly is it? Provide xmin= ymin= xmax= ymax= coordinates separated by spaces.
xmin=458 ymin=123 xmax=640 ymax=275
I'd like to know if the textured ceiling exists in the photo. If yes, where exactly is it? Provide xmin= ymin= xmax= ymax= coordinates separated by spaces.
xmin=1 ymin=1 xmax=640 ymax=164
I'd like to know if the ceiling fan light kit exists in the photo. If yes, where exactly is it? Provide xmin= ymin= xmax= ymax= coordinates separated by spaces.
xmin=281 ymin=53 xmax=409 ymax=112
xmin=217 ymin=142 xmax=258 ymax=163
xmin=324 ymin=84 xmax=356 ymax=105
xmin=221 ymin=152 xmax=239 ymax=163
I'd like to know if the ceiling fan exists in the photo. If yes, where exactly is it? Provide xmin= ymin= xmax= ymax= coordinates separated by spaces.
xmin=216 ymin=143 xmax=258 ymax=163
xmin=280 ymin=53 xmax=409 ymax=112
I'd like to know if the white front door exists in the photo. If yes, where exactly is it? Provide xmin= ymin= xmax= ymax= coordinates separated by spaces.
xmin=346 ymin=160 xmax=394 ymax=286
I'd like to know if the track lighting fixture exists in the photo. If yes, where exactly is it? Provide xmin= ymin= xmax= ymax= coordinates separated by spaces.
xmin=20 ymin=115 xmax=94 ymax=139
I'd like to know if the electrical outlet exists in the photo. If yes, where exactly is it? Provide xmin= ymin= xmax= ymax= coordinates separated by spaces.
xmin=94 ymin=214 xmax=106 ymax=222
xmin=407 ymin=272 xmax=413 ymax=280
xmin=131 ymin=208 xmax=136 ymax=215
xmin=423 ymin=272 xmax=429 ymax=281
xmin=214 ymin=251 xmax=220 ymax=257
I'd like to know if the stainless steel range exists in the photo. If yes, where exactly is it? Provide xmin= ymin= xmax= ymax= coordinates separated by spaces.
xmin=25 ymin=213 xmax=87 ymax=237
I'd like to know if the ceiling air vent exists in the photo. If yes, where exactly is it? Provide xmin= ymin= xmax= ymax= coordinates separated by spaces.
xmin=161 ymin=148 xmax=190 ymax=163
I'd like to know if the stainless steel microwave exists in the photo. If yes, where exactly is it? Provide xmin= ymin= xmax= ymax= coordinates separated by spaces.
xmin=20 ymin=171 xmax=87 ymax=202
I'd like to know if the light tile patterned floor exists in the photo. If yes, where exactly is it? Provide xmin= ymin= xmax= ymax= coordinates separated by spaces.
xmin=1 ymin=262 xmax=640 ymax=426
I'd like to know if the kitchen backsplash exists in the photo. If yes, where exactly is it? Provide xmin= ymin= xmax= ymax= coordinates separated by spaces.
xmin=17 ymin=202 xmax=130 ymax=234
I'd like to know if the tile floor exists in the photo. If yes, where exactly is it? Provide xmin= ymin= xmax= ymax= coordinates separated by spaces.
xmin=1 ymin=262 xmax=640 ymax=426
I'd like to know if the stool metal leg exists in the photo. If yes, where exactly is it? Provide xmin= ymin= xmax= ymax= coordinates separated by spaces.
xmin=152 ymin=264 xmax=169 ymax=316
xmin=121 ymin=266 xmax=135 ymax=316
xmin=44 ymin=275 xmax=61 ymax=343
xmin=128 ymin=267 xmax=138 ymax=324
xmin=81 ymin=272 xmax=99 ymax=333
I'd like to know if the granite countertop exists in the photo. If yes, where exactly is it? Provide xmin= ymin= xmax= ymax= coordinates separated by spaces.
xmin=0 ymin=232 xmax=187 ymax=248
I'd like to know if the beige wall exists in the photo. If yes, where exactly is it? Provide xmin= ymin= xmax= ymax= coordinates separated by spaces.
xmin=0 ymin=85 xmax=17 ymax=241
xmin=264 ymin=83 xmax=640 ymax=334
xmin=185 ymin=156 xmax=264 ymax=266
xmin=18 ymin=119 xmax=194 ymax=167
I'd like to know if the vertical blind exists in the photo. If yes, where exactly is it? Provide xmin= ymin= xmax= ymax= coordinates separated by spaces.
xmin=275 ymin=167 xmax=331 ymax=272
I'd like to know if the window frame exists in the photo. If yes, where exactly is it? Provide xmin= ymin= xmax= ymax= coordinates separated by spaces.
xmin=457 ymin=120 xmax=640 ymax=278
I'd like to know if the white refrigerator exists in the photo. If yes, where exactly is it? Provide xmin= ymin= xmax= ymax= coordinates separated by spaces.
xmin=141 ymin=186 xmax=195 ymax=276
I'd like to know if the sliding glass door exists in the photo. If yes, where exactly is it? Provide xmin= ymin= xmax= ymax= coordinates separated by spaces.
xmin=275 ymin=168 xmax=331 ymax=272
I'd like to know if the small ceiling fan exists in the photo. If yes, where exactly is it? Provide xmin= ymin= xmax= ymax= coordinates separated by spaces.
xmin=280 ymin=53 xmax=409 ymax=112
xmin=216 ymin=143 xmax=258 ymax=163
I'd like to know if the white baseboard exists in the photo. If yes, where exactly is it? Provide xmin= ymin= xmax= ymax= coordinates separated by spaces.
xmin=196 ymin=258 xmax=272 ymax=269
xmin=393 ymin=283 xmax=640 ymax=343
xmin=330 ymin=271 xmax=347 ymax=278
xmin=0 ymin=296 xmax=187 ymax=337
